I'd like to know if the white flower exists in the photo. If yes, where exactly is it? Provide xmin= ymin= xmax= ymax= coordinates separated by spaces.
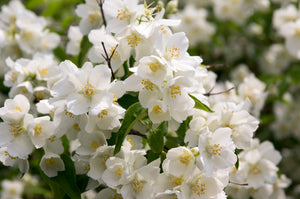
xmin=1 ymin=180 xmax=23 ymax=199
xmin=197 ymin=127 xmax=237 ymax=176
xmin=66 ymin=26 xmax=83 ymax=55
xmin=51 ymin=61 xmax=114 ymax=115
xmin=170 ymin=4 xmax=216 ymax=46
xmin=0 ymin=95 xmax=34 ymax=158
xmin=163 ymin=147 xmax=195 ymax=177
xmin=103 ymin=0 xmax=140 ymax=34
xmin=119 ymin=160 xmax=160 ymax=199
xmin=279 ymin=19 xmax=300 ymax=59
xmin=85 ymin=104 xmax=125 ymax=132
xmin=102 ymin=156 xmax=129 ymax=188
xmin=210 ymin=102 xmax=259 ymax=149
xmin=181 ymin=167 xmax=225 ymax=199
xmin=76 ymin=130 xmax=107 ymax=156
xmin=28 ymin=116 xmax=55 ymax=149
xmin=0 ymin=94 xmax=30 ymax=123
xmin=94 ymin=188 xmax=122 ymax=199
xmin=237 ymin=74 xmax=267 ymax=117
xmin=88 ymin=27 xmax=124 ymax=72
xmin=75 ymin=0 xmax=102 ymax=35
xmin=87 ymin=145 xmax=120 ymax=181
xmin=40 ymin=152 xmax=65 ymax=177
xmin=273 ymin=4 xmax=300 ymax=31
xmin=0 ymin=147 xmax=29 ymax=173
xmin=238 ymin=139 xmax=282 ymax=188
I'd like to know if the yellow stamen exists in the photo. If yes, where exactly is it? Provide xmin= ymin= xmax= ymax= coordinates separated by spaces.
xmin=141 ymin=79 xmax=154 ymax=91
xmin=73 ymin=123 xmax=80 ymax=131
xmin=168 ymin=45 xmax=180 ymax=58
xmin=39 ymin=68 xmax=48 ymax=76
xmin=34 ymin=123 xmax=42 ymax=135
xmin=64 ymin=109 xmax=74 ymax=118
xmin=82 ymin=83 xmax=96 ymax=97
xmin=152 ymin=105 xmax=162 ymax=114
xmin=132 ymin=179 xmax=144 ymax=193
xmin=127 ymin=34 xmax=141 ymax=47
xmin=127 ymin=137 xmax=135 ymax=149
xmin=192 ymin=183 xmax=206 ymax=196
xmin=9 ymin=124 xmax=23 ymax=136
xmin=117 ymin=9 xmax=130 ymax=20
xmin=170 ymin=176 xmax=184 ymax=187
xmin=179 ymin=150 xmax=193 ymax=164
xmin=45 ymin=157 xmax=56 ymax=166
xmin=90 ymin=141 xmax=100 ymax=150
xmin=98 ymin=109 xmax=108 ymax=119
xmin=208 ymin=144 xmax=222 ymax=156
xmin=148 ymin=61 xmax=160 ymax=72
xmin=170 ymin=85 xmax=181 ymax=98
xmin=13 ymin=106 xmax=22 ymax=112
xmin=115 ymin=168 xmax=124 ymax=178
xmin=88 ymin=11 xmax=101 ymax=24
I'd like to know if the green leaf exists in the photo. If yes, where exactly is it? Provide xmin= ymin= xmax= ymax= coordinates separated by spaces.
xmin=40 ymin=154 xmax=81 ymax=199
xmin=117 ymin=93 xmax=139 ymax=109
xmin=147 ymin=121 xmax=168 ymax=153
xmin=78 ymin=35 xmax=92 ymax=67
xmin=53 ymin=46 xmax=69 ymax=62
xmin=189 ymin=94 xmax=213 ymax=113
xmin=114 ymin=102 xmax=147 ymax=155
xmin=175 ymin=116 xmax=192 ymax=145
xmin=145 ymin=150 xmax=160 ymax=164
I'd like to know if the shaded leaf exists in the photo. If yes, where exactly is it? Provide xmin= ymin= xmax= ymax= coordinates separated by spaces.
xmin=147 ymin=121 xmax=168 ymax=153
xmin=114 ymin=102 xmax=147 ymax=155
xmin=189 ymin=94 xmax=213 ymax=112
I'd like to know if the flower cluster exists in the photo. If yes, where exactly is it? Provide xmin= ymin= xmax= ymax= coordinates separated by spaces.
xmin=0 ymin=0 xmax=295 ymax=199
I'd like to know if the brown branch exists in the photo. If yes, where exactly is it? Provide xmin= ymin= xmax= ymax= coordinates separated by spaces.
xmin=204 ymin=87 xmax=235 ymax=97
xmin=206 ymin=64 xmax=227 ymax=69
xmin=97 ymin=0 xmax=107 ymax=27
xmin=129 ymin=129 xmax=147 ymax=139
xmin=101 ymin=42 xmax=118 ymax=80
xmin=229 ymin=180 xmax=249 ymax=186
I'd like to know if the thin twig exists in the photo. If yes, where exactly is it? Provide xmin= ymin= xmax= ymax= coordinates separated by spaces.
xmin=229 ymin=180 xmax=249 ymax=186
xmin=129 ymin=129 xmax=147 ymax=139
xmin=101 ymin=42 xmax=118 ymax=80
xmin=206 ymin=64 xmax=227 ymax=69
xmin=97 ymin=0 xmax=107 ymax=27
xmin=204 ymin=87 xmax=235 ymax=97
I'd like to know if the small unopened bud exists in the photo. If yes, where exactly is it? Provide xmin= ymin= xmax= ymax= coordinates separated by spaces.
xmin=166 ymin=0 xmax=178 ymax=15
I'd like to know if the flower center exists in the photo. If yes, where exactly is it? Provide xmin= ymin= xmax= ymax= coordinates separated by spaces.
xmin=82 ymin=83 xmax=96 ymax=97
xmin=170 ymin=85 xmax=181 ymax=98
xmin=90 ymin=141 xmax=100 ymax=150
xmin=115 ymin=168 xmax=124 ymax=178
xmin=153 ymin=105 xmax=162 ymax=114
xmin=148 ymin=61 xmax=160 ymax=72
xmin=170 ymin=176 xmax=184 ymax=187
xmin=132 ymin=179 xmax=144 ymax=193
xmin=127 ymin=34 xmax=141 ymax=47
xmin=127 ymin=137 xmax=135 ymax=149
xmin=180 ymin=150 xmax=193 ymax=164
xmin=117 ymin=9 xmax=130 ymax=20
xmin=251 ymin=164 xmax=261 ymax=175
xmin=88 ymin=11 xmax=101 ymax=24
xmin=192 ymin=183 xmax=206 ymax=196
xmin=45 ymin=157 xmax=56 ymax=166
xmin=141 ymin=79 xmax=154 ymax=91
xmin=9 ymin=124 xmax=23 ymax=136
xmin=34 ymin=123 xmax=42 ymax=135
xmin=13 ymin=106 xmax=22 ymax=112
xmin=168 ymin=45 xmax=180 ymax=58
xmin=98 ymin=109 xmax=108 ymax=118
xmin=208 ymin=144 xmax=222 ymax=156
